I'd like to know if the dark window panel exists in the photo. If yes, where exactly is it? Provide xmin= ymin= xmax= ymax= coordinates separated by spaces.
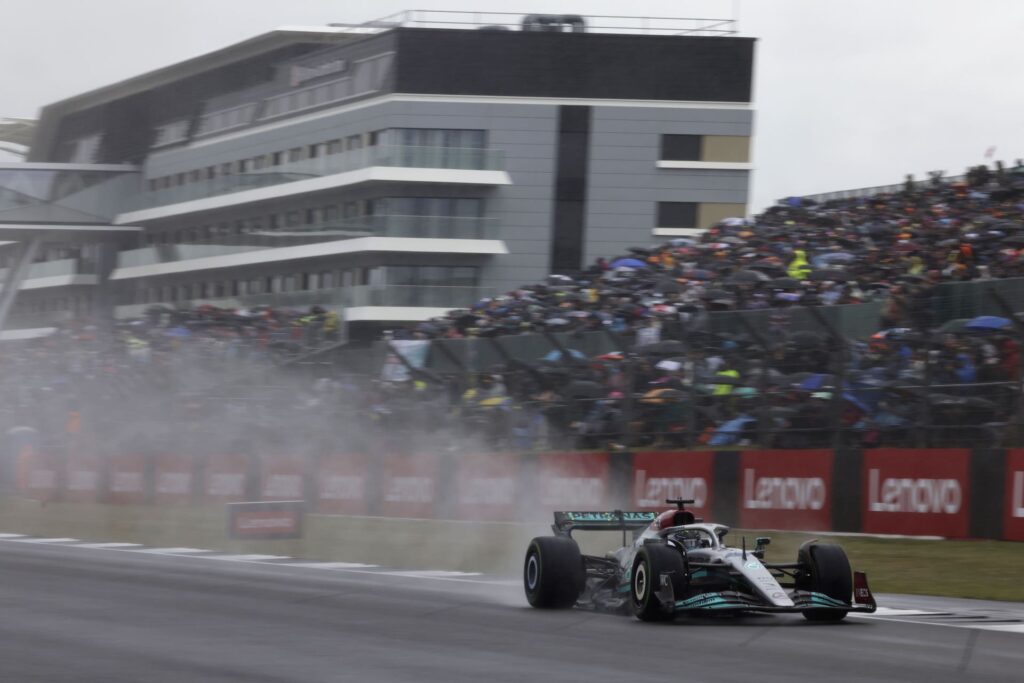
xmin=657 ymin=202 xmax=697 ymax=228
xmin=660 ymin=134 xmax=702 ymax=161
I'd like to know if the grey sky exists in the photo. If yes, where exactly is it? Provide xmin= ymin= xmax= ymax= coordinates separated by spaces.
xmin=1 ymin=0 xmax=1021 ymax=213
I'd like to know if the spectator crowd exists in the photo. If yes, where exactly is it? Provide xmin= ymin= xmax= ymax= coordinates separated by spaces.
xmin=3 ymin=163 xmax=1024 ymax=455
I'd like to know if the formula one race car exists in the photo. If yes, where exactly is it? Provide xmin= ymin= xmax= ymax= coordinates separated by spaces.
xmin=524 ymin=499 xmax=877 ymax=622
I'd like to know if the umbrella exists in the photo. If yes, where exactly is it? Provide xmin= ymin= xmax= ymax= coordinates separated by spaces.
xmin=936 ymin=318 xmax=972 ymax=334
xmin=807 ymin=269 xmax=851 ymax=282
xmin=1002 ymin=234 xmax=1024 ymax=247
xmin=542 ymin=349 xmax=586 ymax=362
xmin=965 ymin=315 xmax=1011 ymax=331
xmin=797 ymin=373 xmax=835 ymax=391
xmin=767 ymin=277 xmax=800 ymax=290
xmin=636 ymin=340 xmax=687 ymax=355
xmin=547 ymin=274 xmax=575 ymax=285
xmin=653 ymin=277 xmax=686 ymax=294
xmin=728 ymin=270 xmax=770 ymax=284
xmin=610 ymin=257 xmax=648 ymax=269
xmin=812 ymin=252 xmax=856 ymax=267
xmin=686 ymin=269 xmax=716 ymax=281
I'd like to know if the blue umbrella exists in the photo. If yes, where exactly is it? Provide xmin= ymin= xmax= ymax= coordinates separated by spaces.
xmin=812 ymin=252 xmax=856 ymax=267
xmin=610 ymin=258 xmax=648 ymax=269
xmin=965 ymin=315 xmax=1011 ymax=331
xmin=542 ymin=349 xmax=586 ymax=362
xmin=798 ymin=373 xmax=829 ymax=391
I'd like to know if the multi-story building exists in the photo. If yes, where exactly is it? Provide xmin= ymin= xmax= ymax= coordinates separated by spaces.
xmin=2 ymin=11 xmax=755 ymax=340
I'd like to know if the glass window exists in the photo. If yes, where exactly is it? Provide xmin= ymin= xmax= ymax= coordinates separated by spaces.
xmin=660 ymin=134 xmax=702 ymax=161
xmin=288 ymin=147 xmax=304 ymax=162
xmin=346 ymin=134 xmax=363 ymax=151
xmin=327 ymin=139 xmax=343 ymax=154
xmin=656 ymin=201 xmax=698 ymax=228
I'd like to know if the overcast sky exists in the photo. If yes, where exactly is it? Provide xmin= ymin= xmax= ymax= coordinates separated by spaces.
xmin=1 ymin=0 xmax=1021 ymax=212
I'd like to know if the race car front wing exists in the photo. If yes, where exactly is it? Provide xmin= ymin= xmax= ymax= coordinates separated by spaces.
xmin=657 ymin=571 xmax=878 ymax=615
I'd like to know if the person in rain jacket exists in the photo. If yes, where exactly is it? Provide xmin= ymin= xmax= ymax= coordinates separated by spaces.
xmin=787 ymin=249 xmax=812 ymax=280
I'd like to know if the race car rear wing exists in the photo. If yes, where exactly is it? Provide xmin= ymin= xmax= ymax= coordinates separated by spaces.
xmin=553 ymin=510 xmax=657 ymax=538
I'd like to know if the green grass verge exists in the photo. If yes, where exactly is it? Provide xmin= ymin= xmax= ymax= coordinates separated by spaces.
xmin=735 ymin=529 xmax=1024 ymax=602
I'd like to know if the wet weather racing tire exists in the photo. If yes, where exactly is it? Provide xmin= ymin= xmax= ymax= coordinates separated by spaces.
xmin=797 ymin=542 xmax=853 ymax=622
xmin=524 ymin=536 xmax=584 ymax=609
xmin=631 ymin=543 xmax=688 ymax=622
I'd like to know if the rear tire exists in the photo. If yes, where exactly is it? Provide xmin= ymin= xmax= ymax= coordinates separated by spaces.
xmin=631 ymin=543 xmax=688 ymax=622
xmin=797 ymin=542 xmax=852 ymax=622
xmin=524 ymin=536 xmax=584 ymax=608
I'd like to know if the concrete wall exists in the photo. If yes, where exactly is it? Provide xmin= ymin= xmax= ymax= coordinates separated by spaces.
xmin=584 ymin=105 xmax=752 ymax=266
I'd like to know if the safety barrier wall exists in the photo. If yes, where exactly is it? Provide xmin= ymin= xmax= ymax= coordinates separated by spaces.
xmin=12 ymin=447 xmax=1022 ymax=542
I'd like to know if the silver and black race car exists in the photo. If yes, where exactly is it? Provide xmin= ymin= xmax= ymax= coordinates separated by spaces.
xmin=524 ymin=499 xmax=877 ymax=622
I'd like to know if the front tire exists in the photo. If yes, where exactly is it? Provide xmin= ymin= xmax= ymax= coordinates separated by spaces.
xmin=631 ymin=543 xmax=688 ymax=622
xmin=524 ymin=536 xmax=584 ymax=608
xmin=797 ymin=542 xmax=852 ymax=622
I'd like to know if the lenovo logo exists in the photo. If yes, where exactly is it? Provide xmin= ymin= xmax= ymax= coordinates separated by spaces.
xmin=384 ymin=477 xmax=434 ymax=503
xmin=867 ymin=469 xmax=962 ymax=514
xmin=743 ymin=469 xmax=826 ymax=510
xmin=634 ymin=470 xmax=707 ymax=508
xmin=1013 ymin=472 xmax=1024 ymax=519
xmin=460 ymin=477 xmax=516 ymax=505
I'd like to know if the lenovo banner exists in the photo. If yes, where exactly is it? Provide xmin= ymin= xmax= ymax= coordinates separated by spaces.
xmin=227 ymin=500 xmax=304 ymax=540
xmin=1004 ymin=450 xmax=1024 ymax=542
xmin=316 ymin=454 xmax=369 ymax=515
xmin=378 ymin=453 xmax=440 ymax=518
xmin=64 ymin=453 xmax=101 ymax=503
xmin=106 ymin=454 xmax=147 ymax=504
xmin=538 ymin=452 xmax=610 ymax=509
xmin=453 ymin=453 xmax=521 ymax=521
xmin=261 ymin=456 xmax=306 ymax=501
xmin=153 ymin=454 xmax=194 ymax=505
xmin=862 ymin=449 xmax=970 ymax=538
xmin=738 ymin=450 xmax=833 ymax=531
xmin=202 ymin=454 xmax=251 ymax=504
xmin=632 ymin=451 xmax=713 ymax=519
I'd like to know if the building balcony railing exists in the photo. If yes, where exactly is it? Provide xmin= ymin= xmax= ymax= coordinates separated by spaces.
xmin=115 ymin=284 xmax=490 ymax=319
xmin=305 ymin=214 xmax=498 ymax=240
xmin=128 ymin=145 xmax=505 ymax=211
xmin=0 ymin=257 xmax=97 ymax=283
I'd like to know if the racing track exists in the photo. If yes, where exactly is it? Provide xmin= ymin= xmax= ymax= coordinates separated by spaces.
xmin=1 ymin=538 xmax=1023 ymax=682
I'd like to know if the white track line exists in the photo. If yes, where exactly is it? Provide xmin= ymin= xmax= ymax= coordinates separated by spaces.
xmin=130 ymin=547 xmax=213 ymax=555
xmin=379 ymin=570 xmax=483 ymax=579
xmin=0 ymin=533 xmax=26 ymax=538
xmin=285 ymin=562 xmax=379 ymax=569
xmin=9 ymin=537 xmax=79 ymax=543
xmin=203 ymin=554 xmax=292 ymax=562
xmin=76 ymin=542 xmax=143 ymax=549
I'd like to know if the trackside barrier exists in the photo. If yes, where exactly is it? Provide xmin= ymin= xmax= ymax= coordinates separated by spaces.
xmin=1005 ymin=450 xmax=1024 ymax=542
xmin=11 ymin=448 xmax=1022 ymax=541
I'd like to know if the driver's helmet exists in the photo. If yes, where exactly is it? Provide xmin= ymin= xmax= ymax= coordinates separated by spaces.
xmin=677 ymin=529 xmax=709 ymax=550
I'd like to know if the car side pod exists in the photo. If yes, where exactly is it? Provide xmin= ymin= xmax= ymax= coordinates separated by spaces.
xmin=852 ymin=571 xmax=877 ymax=612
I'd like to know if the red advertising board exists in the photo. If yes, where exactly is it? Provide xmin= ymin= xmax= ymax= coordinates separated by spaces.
xmin=632 ymin=451 xmax=714 ymax=520
xmin=153 ymin=454 xmax=194 ymax=505
xmin=23 ymin=450 xmax=59 ymax=502
xmin=1004 ymin=450 xmax=1024 ymax=542
xmin=453 ymin=453 xmax=521 ymax=521
xmin=538 ymin=452 xmax=610 ymax=510
xmin=862 ymin=449 xmax=970 ymax=538
xmin=202 ymin=454 xmax=251 ymax=504
xmin=738 ymin=450 xmax=834 ymax=531
xmin=378 ymin=453 xmax=440 ymax=518
xmin=64 ymin=453 xmax=101 ymax=503
xmin=317 ymin=453 xmax=369 ymax=515
xmin=261 ymin=456 xmax=306 ymax=501
xmin=106 ymin=454 xmax=147 ymax=504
